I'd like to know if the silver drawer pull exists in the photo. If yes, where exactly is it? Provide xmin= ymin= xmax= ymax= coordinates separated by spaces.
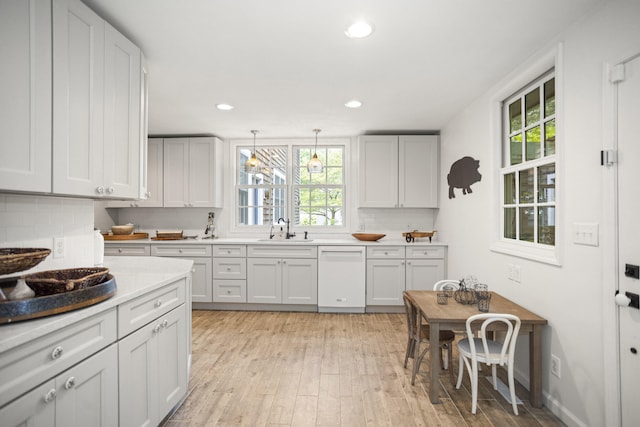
xmin=227 ymin=290 xmax=231 ymax=294
xmin=118 ymin=248 xmax=123 ymax=253
xmin=65 ymin=377 xmax=76 ymax=390
xmin=51 ymin=346 xmax=64 ymax=360
xmin=153 ymin=324 xmax=161 ymax=333
xmin=155 ymin=299 xmax=162 ymax=308
xmin=44 ymin=388 xmax=57 ymax=403
xmin=227 ymin=267 xmax=231 ymax=271
xmin=178 ymin=249 xmax=183 ymax=253
xmin=162 ymin=319 xmax=169 ymax=328
xmin=227 ymin=250 xmax=231 ymax=254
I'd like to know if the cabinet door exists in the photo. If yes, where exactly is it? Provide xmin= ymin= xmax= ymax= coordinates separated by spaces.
xmin=156 ymin=307 xmax=187 ymax=418
xmin=247 ymin=258 xmax=281 ymax=303
xmin=282 ymin=258 xmax=317 ymax=305
xmin=405 ymin=259 xmax=445 ymax=291
xmin=56 ymin=344 xmax=118 ymax=427
xmin=366 ymin=259 xmax=405 ymax=305
xmin=358 ymin=135 xmax=398 ymax=208
xmin=52 ymin=0 xmax=105 ymax=197
xmin=163 ymin=138 xmax=189 ymax=207
xmin=399 ymin=135 xmax=439 ymax=208
xmin=0 ymin=380 xmax=55 ymax=427
xmin=119 ymin=319 xmax=158 ymax=427
xmin=138 ymin=138 xmax=163 ymax=206
xmin=189 ymin=257 xmax=213 ymax=303
xmin=188 ymin=137 xmax=219 ymax=207
xmin=0 ymin=0 xmax=52 ymax=193
xmin=103 ymin=23 xmax=141 ymax=199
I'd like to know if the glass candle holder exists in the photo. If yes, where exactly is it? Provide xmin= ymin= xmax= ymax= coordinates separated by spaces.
xmin=437 ymin=292 xmax=448 ymax=305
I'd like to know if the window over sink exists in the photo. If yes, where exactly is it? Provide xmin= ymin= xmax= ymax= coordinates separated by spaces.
xmin=235 ymin=140 xmax=346 ymax=229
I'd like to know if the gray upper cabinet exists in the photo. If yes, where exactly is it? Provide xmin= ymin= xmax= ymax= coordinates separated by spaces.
xmin=0 ymin=0 xmax=52 ymax=193
xmin=358 ymin=135 xmax=439 ymax=208
xmin=53 ymin=0 xmax=143 ymax=199
xmin=0 ymin=0 xmax=145 ymax=199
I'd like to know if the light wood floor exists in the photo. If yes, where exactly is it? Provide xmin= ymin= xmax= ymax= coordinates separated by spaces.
xmin=164 ymin=310 xmax=564 ymax=427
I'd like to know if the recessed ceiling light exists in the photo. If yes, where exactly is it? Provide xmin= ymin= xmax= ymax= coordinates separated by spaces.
xmin=345 ymin=100 xmax=363 ymax=108
xmin=344 ymin=21 xmax=374 ymax=39
xmin=216 ymin=103 xmax=234 ymax=111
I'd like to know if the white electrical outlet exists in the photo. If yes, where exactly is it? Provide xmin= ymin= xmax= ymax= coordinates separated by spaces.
xmin=551 ymin=354 xmax=561 ymax=378
xmin=513 ymin=265 xmax=522 ymax=283
xmin=53 ymin=237 xmax=65 ymax=258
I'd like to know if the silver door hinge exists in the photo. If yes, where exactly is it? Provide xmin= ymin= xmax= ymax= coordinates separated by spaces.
xmin=601 ymin=149 xmax=617 ymax=166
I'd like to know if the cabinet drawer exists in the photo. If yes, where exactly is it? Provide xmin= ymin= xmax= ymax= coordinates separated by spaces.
xmin=104 ymin=244 xmax=150 ymax=256
xmin=213 ymin=257 xmax=246 ymax=279
xmin=367 ymin=246 xmax=405 ymax=259
xmin=118 ymin=278 xmax=186 ymax=338
xmin=212 ymin=280 xmax=247 ymax=303
xmin=247 ymin=245 xmax=317 ymax=258
xmin=213 ymin=245 xmax=247 ymax=257
xmin=0 ymin=308 xmax=117 ymax=407
xmin=405 ymin=246 xmax=445 ymax=259
xmin=151 ymin=244 xmax=211 ymax=257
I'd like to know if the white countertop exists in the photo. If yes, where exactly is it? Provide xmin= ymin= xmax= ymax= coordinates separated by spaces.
xmin=104 ymin=236 xmax=447 ymax=246
xmin=0 ymin=256 xmax=193 ymax=353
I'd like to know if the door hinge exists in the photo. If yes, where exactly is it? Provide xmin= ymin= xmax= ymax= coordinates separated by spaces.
xmin=601 ymin=149 xmax=617 ymax=166
xmin=611 ymin=64 xmax=625 ymax=83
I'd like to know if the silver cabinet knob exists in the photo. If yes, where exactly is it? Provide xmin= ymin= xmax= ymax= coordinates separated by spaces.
xmin=51 ymin=346 xmax=63 ymax=360
xmin=107 ymin=186 xmax=115 ymax=194
xmin=64 ymin=377 xmax=76 ymax=390
xmin=44 ymin=389 xmax=57 ymax=403
xmin=155 ymin=299 xmax=162 ymax=308
xmin=96 ymin=186 xmax=105 ymax=194
xmin=162 ymin=319 xmax=169 ymax=328
xmin=227 ymin=267 xmax=231 ymax=271
xmin=153 ymin=324 xmax=161 ymax=333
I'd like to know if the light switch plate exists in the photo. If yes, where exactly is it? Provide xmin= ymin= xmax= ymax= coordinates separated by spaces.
xmin=573 ymin=223 xmax=599 ymax=246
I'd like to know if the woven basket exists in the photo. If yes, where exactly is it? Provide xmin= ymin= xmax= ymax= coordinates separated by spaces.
xmin=24 ymin=267 xmax=109 ymax=296
xmin=0 ymin=248 xmax=52 ymax=275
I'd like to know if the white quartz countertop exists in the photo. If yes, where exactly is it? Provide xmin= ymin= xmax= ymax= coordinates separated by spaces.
xmin=0 ymin=256 xmax=193 ymax=353
xmin=104 ymin=236 xmax=447 ymax=246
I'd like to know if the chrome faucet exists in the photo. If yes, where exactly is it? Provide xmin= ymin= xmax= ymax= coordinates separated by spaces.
xmin=277 ymin=217 xmax=295 ymax=239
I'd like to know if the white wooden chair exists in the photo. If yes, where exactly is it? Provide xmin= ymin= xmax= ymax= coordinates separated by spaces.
xmin=455 ymin=313 xmax=521 ymax=415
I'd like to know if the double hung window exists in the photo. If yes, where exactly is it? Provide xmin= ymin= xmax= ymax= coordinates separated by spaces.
xmin=501 ymin=72 xmax=556 ymax=247
xmin=236 ymin=142 xmax=345 ymax=228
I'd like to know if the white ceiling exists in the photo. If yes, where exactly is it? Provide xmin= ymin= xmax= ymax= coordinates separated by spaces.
xmin=84 ymin=0 xmax=602 ymax=139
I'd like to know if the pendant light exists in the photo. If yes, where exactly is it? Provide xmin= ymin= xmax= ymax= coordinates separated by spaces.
xmin=244 ymin=130 xmax=260 ymax=173
xmin=307 ymin=129 xmax=323 ymax=173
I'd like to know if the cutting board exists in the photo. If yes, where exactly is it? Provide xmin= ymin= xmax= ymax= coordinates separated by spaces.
xmin=103 ymin=232 xmax=149 ymax=240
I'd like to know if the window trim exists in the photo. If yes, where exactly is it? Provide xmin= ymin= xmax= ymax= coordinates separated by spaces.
xmin=230 ymin=137 xmax=351 ymax=235
xmin=490 ymin=43 xmax=563 ymax=266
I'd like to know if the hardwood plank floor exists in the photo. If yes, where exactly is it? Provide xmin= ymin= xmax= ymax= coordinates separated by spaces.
xmin=164 ymin=310 xmax=565 ymax=427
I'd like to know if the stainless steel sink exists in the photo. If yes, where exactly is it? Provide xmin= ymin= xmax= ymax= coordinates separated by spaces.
xmin=256 ymin=239 xmax=313 ymax=243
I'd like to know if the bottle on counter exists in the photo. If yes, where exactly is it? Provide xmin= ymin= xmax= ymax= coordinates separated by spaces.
xmin=94 ymin=228 xmax=104 ymax=266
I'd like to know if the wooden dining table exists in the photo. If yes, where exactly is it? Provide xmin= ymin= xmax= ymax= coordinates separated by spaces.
xmin=406 ymin=290 xmax=548 ymax=408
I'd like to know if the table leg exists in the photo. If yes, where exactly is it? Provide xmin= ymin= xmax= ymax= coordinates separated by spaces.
xmin=429 ymin=319 xmax=441 ymax=404
xmin=529 ymin=325 xmax=543 ymax=408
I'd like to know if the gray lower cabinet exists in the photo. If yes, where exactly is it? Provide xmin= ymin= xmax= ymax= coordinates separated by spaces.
xmin=151 ymin=244 xmax=213 ymax=303
xmin=212 ymin=245 xmax=247 ymax=303
xmin=246 ymin=245 xmax=317 ymax=305
xmin=0 ymin=343 xmax=118 ymax=427
xmin=118 ymin=277 xmax=188 ymax=427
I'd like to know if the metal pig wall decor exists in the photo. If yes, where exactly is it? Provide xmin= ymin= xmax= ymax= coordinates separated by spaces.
xmin=447 ymin=156 xmax=481 ymax=199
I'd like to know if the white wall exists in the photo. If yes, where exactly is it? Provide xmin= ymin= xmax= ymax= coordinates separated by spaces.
xmin=0 ymin=194 xmax=95 ymax=278
xmin=436 ymin=0 xmax=640 ymax=425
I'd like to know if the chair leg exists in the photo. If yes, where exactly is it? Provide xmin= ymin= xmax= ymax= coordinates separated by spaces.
xmin=442 ymin=344 xmax=448 ymax=370
xmin=491 ymin=364 xmax=498 ymax=390
xmin=470 ymin=360 xmax=478 ymax=415
xmin=404 ymin=337 xmax=413 ymax=368
xmin=508 ymin=363 xmax=519 ymax=415
xmin=412 ymin=340 xmax=429 ymax=385
xmin=456 ymin=353 xmax=464 ymax=389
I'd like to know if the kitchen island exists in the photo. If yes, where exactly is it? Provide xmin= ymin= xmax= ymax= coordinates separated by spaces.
xmin=0 ymin=256 xmax=193 ymax=427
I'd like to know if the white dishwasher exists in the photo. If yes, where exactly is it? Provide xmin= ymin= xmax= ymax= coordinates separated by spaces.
xmin=318 ymin=246 xmax=366 ymax=313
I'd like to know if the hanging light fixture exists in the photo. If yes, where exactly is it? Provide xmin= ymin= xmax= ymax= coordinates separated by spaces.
xmin=244 ymin=130 xmax=260 ymax=173
xmin=307 ymin=129 xmax=323 ymax=173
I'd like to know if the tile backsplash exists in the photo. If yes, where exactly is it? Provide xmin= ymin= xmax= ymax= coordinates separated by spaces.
xmin=0 ymin=194 xmax=95 ymax=277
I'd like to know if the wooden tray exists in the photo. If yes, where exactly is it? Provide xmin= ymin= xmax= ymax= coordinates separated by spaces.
xmin=151 ymin=237 xmax=185 ymax=241
xmin=103 ymin=232 xmax=148 ymax=241
xmin=0 ymin=274 xmax=117 ymax=324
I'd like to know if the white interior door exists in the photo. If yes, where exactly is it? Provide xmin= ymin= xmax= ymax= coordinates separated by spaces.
xmin=617 ymin=53 xmax=640 ymax=426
